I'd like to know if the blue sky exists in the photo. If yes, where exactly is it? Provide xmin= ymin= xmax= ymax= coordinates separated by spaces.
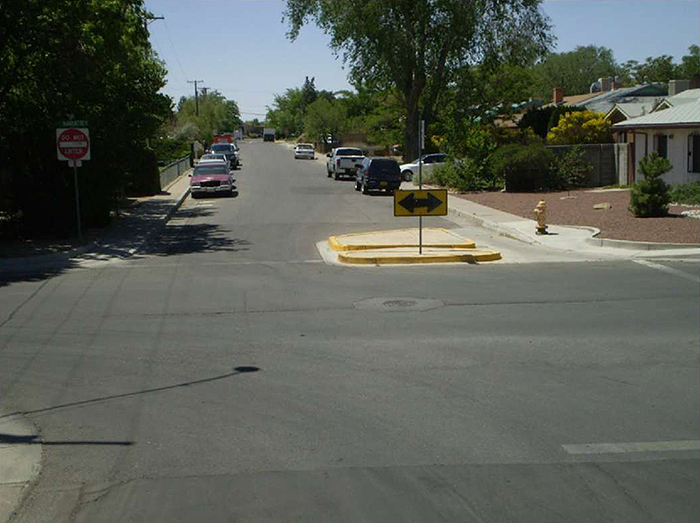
xmin=144 ymin=0 xmax=699 ymax=119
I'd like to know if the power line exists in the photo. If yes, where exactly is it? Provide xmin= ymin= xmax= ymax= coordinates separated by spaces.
xmin=162 ymin=19 xmax=188 ymax=81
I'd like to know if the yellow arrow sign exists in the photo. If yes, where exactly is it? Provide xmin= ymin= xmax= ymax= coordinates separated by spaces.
xmin=394 ymin=189 xmax=447 ymax=217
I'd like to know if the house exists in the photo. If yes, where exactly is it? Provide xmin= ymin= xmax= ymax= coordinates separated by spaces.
xmin=606 ymin=80 xmax=697 ymax=124
xmin=612 ymin=95 xmax=700 ymax=185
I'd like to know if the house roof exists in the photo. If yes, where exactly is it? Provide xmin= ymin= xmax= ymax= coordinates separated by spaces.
xmin=605 ymin=102 xmax=656 ymax=120
xmin=660 ymin=88 xmax=700 ymax=107
xmin=544 ymin=84 xmax=668 ymax=114
xmin=613 ymin=100 xmax=700 ymax=129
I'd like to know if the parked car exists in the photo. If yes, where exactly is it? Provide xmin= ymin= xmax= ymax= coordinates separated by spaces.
xmin=326 ymin=147 xmax=365 ymax=180
xmin=294 ymin=143 xmax=316 ymax=160
xmin=210 ymin=143 xmax=239 ymax=169
xmin=355 ymin=157 xmax=403 ymax=194
xmin=399 ymin=153 xmax=449 ymax=182
xmin=190 ymin=163 xmax=234 ymax=198
xmin=199 ymin=153 xmax=228 ymax=164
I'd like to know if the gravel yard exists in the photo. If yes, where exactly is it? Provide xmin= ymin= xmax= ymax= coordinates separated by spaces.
xmin=457 ymin=189 xmax=700 ymax=244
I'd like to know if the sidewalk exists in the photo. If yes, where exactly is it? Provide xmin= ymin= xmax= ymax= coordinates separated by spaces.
xmin=403 ymin=181 xmax=700 ymax=260
xmin=0 ymin=412 xmax=42 ymax=523
xmin=0 ymin=172 xmax=191 ymax=273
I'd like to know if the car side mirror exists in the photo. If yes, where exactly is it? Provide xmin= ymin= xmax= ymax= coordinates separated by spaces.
xmin=326 ymin=153 xmax=331 ymax=157
xmin=188 ymin=173 xmax=192 ymax=177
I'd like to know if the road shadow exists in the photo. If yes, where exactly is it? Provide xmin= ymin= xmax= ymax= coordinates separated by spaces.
xmin=0 ymin=366 xmax=260 ymax=419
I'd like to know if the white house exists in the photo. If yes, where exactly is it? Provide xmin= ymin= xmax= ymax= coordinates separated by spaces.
xmin=612 ymin=95 xmax=700 ymax=186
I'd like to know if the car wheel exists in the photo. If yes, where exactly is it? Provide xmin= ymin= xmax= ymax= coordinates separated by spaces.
xmin=402 ymin=170 xmax=413 ymax=182
xmin=191 ymin=192 xmax=200 ymax=199
xmin=327 ymin=168 xmax=332 ymax=178
xmin=334 ymin=171 xmax=339 ymax=181
xmin=354 ymin=179 xmax=361 ymax=191
xmin=361 ymin=178 xmax=369 ymax=194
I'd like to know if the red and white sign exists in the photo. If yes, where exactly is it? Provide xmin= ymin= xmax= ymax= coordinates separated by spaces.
xmin=56 ymin=127 xmax=90 ymax=161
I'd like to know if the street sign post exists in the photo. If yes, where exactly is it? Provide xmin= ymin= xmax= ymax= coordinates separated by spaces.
xmin=56 ymin=123 xmax=90 ymax=242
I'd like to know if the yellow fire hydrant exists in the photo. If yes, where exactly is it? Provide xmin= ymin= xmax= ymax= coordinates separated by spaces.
xmin=534 ymin=200 xmax=548 ymax=235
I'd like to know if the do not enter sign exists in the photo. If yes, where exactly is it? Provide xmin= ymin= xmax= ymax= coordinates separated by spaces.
xmin=56 ymin=127 xmax=90 ymax=161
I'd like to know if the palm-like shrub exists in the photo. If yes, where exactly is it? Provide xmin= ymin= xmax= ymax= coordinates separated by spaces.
xmin=629 ymin=153 xmax=672 ymax=217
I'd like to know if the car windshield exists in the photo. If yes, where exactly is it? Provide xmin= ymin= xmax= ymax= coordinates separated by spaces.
xmin=298 ymin=144 xmax=313 ymax=150
xmin=193 ymin=165 xmax=228 ymax=175
xmin=336 ymin=148 xmax=363 ymax=156
xmin=212 ymin=144 xmax=232 ymax=152
xmin=201 ymin=154 xmax=225 ymax=160
xmin=369 ymin=159 xmax=400 ymax=174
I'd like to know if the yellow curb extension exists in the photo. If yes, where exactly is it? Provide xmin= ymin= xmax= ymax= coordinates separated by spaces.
xmin=338 ymin=249 xmax=502 ymax=265
xmin=329 ymin=228 xmax=477 ymax=252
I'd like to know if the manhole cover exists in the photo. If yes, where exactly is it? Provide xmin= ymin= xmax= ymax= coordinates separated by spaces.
xmin=353 ymin=297 xmax=444 ymax=312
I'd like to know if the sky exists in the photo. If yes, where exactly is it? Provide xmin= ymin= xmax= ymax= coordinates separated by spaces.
xmin=144 ymin=0 xmax=699 ymax=120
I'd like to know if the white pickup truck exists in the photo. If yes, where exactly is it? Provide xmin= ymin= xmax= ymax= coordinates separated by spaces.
xmin=326 ymin=147 xmax=365 ymax=180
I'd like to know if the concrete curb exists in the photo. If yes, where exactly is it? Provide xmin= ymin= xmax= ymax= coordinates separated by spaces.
xmin=0 ymin=412 xmax=42 ymax=523
xmin=131 ymin=183 xmax=191 ymax=256
xmin=337 ymin=249 xmax=502 ymax=265
xmin=585 ymin=236 xmax=700 ymax=250
xmin=328 ymin=228 xmax=477 ymax=252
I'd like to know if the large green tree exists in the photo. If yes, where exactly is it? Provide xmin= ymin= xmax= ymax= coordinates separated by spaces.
xmin=284 ymin=0 xmax=552 ymax=161
xmin=531 ymin=45 xmax=620 ymax=100
xmin=0 ymin=0 xmax=171 ymax=234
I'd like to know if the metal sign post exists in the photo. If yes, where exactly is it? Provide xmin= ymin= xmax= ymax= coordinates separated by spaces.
xmin=418 ymin=120 xmax=425 ymax=254
xmin=56 ymin=122 xmax=90 ymax=243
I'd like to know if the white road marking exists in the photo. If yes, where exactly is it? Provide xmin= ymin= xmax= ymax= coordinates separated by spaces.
xmin=633 ymin=259 xmax=700 ymax=283
xmin=563 ymin=440 xmax=700 ymax=455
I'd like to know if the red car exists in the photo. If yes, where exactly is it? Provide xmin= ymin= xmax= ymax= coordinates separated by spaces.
xmin=190 ymin=163 xmax=234 ymax=198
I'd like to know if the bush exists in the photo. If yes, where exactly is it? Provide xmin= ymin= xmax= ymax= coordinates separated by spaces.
xmin=490 ymin=143 xmax=555 ymax=192
xmin=629 ymin=153 xmax=672 ymax=217
xmin=519 ymin=105 xmax=586 ymax=139
xmin=432 ymin=157 xmax=495 ymax=192
xmin=549 ymin=146 xmax=593 ymax=190
xmin=546 ymin=110 xmax=612 ymax=145
xmin=669 ymin=181 xmax=700 ymax=205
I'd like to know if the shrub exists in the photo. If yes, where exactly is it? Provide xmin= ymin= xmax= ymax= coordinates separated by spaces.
xmin=629 ymin=153 xmax=672 ymax=217
xmin=549 ymin=145 xmax=593 ymax=190
xmin=669 ymin=181 xmax=700 ymax=205
xmin=490 ymin=143 xmax=555 ymax=192
xmin=432 ymin=157 xmax=495 ymax=192
xmin=519 ymin=105 xmax=586 ymax=139
xmin=546 ymin=110 xmax=613 ymax=145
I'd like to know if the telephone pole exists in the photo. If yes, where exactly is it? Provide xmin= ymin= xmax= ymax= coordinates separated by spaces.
xmin=143 ymin=15 xmax=164 ymax=34
xmin=187 ymin=80 xmax=204 ymax=116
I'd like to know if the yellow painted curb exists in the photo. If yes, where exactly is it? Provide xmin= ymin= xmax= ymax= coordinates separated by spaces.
xmin=328 ymin=228 xmax=477 ymax=252
xmin=337 ymin=250 xmax=502 ymax=265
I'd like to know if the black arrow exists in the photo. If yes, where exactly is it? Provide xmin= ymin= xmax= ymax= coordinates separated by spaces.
xmin=398 ymin=192 xmax=443 ymax=213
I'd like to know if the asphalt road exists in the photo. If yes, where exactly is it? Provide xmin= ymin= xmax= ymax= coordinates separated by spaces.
xmin=1 ymin=140 xmax=698 ymax=522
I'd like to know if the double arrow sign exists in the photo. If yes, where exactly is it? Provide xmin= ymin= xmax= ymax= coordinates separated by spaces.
xmin=394 ymin=189 xmax=447 ymax=217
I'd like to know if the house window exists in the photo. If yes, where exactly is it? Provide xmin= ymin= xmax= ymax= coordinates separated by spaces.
xmin=689 ymin=134 xmax=700 ymax=173
xmin=653 ymin=134 xmax=668 ymax=158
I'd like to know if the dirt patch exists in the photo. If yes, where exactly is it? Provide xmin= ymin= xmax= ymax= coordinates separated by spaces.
xmin=457 ymin=189 xmax=700 ymax=244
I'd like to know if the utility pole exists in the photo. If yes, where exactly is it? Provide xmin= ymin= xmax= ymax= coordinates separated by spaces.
xmin=188 ymin=80 xmax=204 ymax=116
xmin=143 ymin=14 xmax=164 ymax=34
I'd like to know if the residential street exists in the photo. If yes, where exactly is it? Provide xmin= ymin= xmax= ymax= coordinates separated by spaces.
xmin=1 ymin=140 xmax=698 ymax=522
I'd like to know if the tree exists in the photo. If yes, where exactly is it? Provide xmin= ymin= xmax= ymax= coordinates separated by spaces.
xmin=678 ymin=45 xmax=700 ymax=80
xmin=531 ymin=45 xmax=620 ymax=100
xmin=629 ymin=153 xmax=671 ymax=217
xmin=284 ymin=0 xmax=552 ymax=161
xmin=546 ymin=110 xmax=612 ymax=145
xmin=0 ymin=0 xmax=171 ymax=234
xmin=303 ymin=98 xmax=347 ymax=143
xmin=266 ymin=87 xmax=306 ymax=137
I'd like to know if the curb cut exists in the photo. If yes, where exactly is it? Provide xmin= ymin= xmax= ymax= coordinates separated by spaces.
xmin=0 ymin=412 xmax=42 ymax=523
xmin=448 ymin=207 xmax=537 ymax=245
